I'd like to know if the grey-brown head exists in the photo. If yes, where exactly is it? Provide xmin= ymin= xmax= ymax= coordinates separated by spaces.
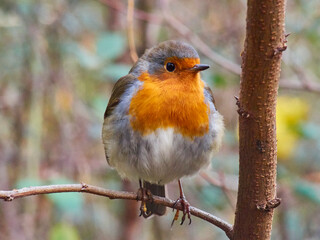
xmin=130 ymin=40 xmax=209 ymax=76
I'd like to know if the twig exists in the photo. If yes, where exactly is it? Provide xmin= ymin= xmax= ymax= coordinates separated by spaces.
xmin=200 ymin=171 xmax=238 ymax=192
xmin=99 ymin=0 xmax=320 ymax=95
xmin=200 ymin=172 xmax=236 ymax=211
xmin=279 ymin=80 xmax=320 ymax=94
xmin=162 ymin=16 xmax=242 ymax=75
xmin=127 ymin=0 xmax=138 ymax=62
xmin=217 ymin=172 xmax=236 ymax=211
xmin=0 ymin=183 xmax=234 ymax=239
xmin=99 ymin=0 xmax=241 ymax=75
xmin=160 ymin=0 xmax=241 ymax=75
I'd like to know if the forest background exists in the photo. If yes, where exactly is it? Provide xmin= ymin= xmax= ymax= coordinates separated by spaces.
xmin=0 ymin=0 xmax=320 ymax=239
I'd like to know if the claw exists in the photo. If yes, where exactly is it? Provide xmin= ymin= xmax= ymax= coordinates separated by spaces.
xmin=139 ymin=201 xmax=148 ymax=217
xmin=173 ymin=196 xmax=191 ymax=225
xmin=171 ymin=205 xmax=180 ymax=228
xmin=137 ymin=179 xmax=153 ymax=217
xmin=171 ymin=180 xmax=192 ymax=226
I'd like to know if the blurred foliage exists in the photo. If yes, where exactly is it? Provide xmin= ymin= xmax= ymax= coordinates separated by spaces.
xmin=0 ymin=0 xmax=319 ymax=240
xmin=49 ymin=223 xmax=80 ymax=240
xmin=277 ymin=96 xmax=309 ymax=160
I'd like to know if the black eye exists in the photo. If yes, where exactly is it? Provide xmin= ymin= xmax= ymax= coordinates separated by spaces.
xmin=166 ymin=62 xmax=175 ymax=72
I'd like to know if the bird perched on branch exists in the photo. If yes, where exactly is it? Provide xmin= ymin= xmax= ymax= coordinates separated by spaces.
xmin=102 ymin=40 xmax=224 ymax=225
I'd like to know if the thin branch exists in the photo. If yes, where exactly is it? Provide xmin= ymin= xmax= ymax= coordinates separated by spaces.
xmin=127 ymin=0 xmax=138 ymax=62
xmin=217 ymin=172 xmax=236 ymax=211
xmin=99 ymin=0 xmax=320 ymax=95
xmin=200 ymin=172 xmax=236 ymax=211
xmin=279 ymin=80 xmax=320 ymax=94
xmin=200 ymin=171 xmax=238 ymax=192
xmin=0 ymin=183 xmax=234 ymax=239
xmin=291 ymin=63 xmax=316 ymax=89
xmin=99 ymin=0 xmax=241 ymax=75
xmin=280 ymin=58 xmax=320 ymax=94
xmin=160 ymin=1 xmax=241 ymax=75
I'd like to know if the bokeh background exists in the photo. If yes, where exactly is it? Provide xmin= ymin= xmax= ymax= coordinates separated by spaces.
xmin=1 ymin=0 xmax=320 ymax=239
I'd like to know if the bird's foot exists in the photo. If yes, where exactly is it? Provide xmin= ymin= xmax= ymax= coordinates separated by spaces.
xmin=137 ymin=186 xmax=153 ymax=218
xmin=171 ymin=196 xmax=191 ymax=226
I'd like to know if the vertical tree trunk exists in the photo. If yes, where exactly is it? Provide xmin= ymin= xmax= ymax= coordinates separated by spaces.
xmin=233 ymin=0 xmax=286 ymax=239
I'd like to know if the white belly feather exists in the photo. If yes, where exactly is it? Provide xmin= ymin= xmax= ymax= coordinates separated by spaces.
xmin=103 ymin=109 xmax=223 ymax=184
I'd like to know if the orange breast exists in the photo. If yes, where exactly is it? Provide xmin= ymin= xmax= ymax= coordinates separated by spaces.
xmin=128 ymin=71 xmax=210 ymax=138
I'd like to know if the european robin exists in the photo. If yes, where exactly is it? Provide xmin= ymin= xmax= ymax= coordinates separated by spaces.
xmin=102 ymin=40 xmax=224 ymax=224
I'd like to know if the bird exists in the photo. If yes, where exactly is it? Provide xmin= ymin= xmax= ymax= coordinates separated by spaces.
xmin=102 ymin=40 xmax=224 ymax=225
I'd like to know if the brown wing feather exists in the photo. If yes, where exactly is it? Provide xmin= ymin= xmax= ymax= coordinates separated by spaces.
xmin=103 ymin=74 xmax=137 ymax=163
xmin=104 ymin=74 xmax=137 ymax=119
xmin=204 ymin=85 xmax=216 ymax=106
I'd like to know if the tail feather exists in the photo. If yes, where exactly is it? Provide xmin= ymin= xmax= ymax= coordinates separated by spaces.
xmin=143 ymin=181 xmax=166 ymax=217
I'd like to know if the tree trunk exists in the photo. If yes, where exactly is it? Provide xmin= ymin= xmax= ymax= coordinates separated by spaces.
xmin=233 ymin=0 xmax=286 ymax=239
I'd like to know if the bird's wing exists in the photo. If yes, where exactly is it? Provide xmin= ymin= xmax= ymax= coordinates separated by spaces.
xmin=104 ymin=74 xmax=137 ymax=119
xmin=102 ymin=74 xmax=137 ymax=163
xmin=204 ymin=85 xmax=216 ymax=106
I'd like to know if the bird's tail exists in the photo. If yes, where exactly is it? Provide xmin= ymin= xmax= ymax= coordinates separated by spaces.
xmin=143 ymin=181 xmax=166 ymax=217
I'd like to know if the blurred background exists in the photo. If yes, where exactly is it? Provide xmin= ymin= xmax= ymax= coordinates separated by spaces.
xmin=0 ymin=0 xmax=320 ymax=239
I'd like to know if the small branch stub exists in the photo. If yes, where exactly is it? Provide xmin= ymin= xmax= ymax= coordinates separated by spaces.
xmin=5 ymin=195 xmax=14 ymax=202
xmin=257 ymin=198 xmax=281 ymax=212
xmin=234 ymin=96 xmax=250 ymax=118
xmin=274 ymin=33 xmax=290 ymax=56
xmin=81 ymin=182 xmax=88 ymax=190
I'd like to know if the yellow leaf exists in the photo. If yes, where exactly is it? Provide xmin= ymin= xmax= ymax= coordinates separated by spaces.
xmin=276 ymin=96 xmax=309 ymax=160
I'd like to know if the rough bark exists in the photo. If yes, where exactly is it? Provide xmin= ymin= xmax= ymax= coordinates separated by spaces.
xmin=233 ymin=0 xmax=286 ymax=239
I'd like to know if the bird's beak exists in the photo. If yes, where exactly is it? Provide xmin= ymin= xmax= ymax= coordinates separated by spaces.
xmin=190 ymin=64 xmax=210 ymax=72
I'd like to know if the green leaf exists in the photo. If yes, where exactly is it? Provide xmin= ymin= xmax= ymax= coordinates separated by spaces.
xmin=211 ymin=73 xmax=227 ymax=87
xmin=101 ymin=64 xmax=131 ymax=81
xmin=96 ymin=32 xmax=126 ymax=60
xmin=49 ymin=223 xmax=80 ymax=240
